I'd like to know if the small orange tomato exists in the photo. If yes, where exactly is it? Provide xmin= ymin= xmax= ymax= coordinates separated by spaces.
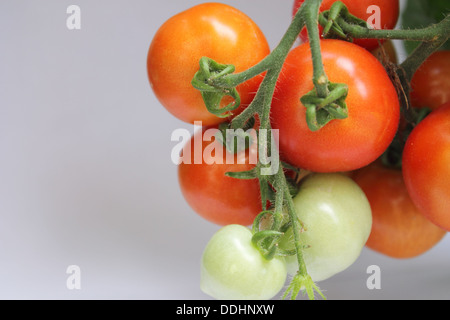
xmin=178 ymin=126 xmax=262 ymax=226
xmin=147 ymin=3 xmax=270 ymax=126
xmin=353 ymin=162 xmax=446 ymax=259
xmin=402 ymin=103 xmax=450 ymax=231
xmin=410 ymin=50 xmax=450 ymax=110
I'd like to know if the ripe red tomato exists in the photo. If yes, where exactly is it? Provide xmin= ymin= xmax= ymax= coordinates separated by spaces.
xmin=410 ymin=50 xmax=450 ymax=110
xmin=271 ymin=39 xmax=400 ymax=173
xmin=293 ymin=0 xmax=400 ymax=51
xmin=353 ymin=162 xmax=447 ymax=258
xmin=147 ymin=3 xmax=270 ymax=126
xmin=178 ymin=126 xmax=262 ymax=226
xmin=402 ymin=102 xmax=450 ymax=231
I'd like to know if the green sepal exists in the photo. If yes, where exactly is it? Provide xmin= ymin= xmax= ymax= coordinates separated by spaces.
xmin=300 ymin=82 xmax=349 ymax=132
xmin=252 ymin=210 xmax=276 ymax=234
xmin=251 ymin=229 xmax=284 ymax=261
xmin=282 ymin=273 xmax=326 ymax=301
xmin=225 ymin=168 xmax=257 ymax=180
xmin=191 ymin=57 xmax=241 ymax=118
xmin=319 ymin=1 xmax=368 ymax=41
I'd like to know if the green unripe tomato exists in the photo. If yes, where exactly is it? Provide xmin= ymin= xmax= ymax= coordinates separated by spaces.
xmin=201 ymin=224 xmax=287 ymax=300
xmin=281 ymin=173 xmax=372 ymax=282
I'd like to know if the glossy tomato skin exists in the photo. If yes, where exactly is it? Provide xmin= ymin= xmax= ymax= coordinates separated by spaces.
xmin=293 ymin=0 xmax=399 ymax=51
xmin=201 ymin=224 xmax=287 ymax=300
xmin=178 ymin=127 xmax=262 ymax=226
xmin=271 ymin=40 xmax=400 ymax=173
xmin=353 ymin=162 xmax=447 ymax=258
xmin=410 ymin=51 xmax=450 ymax=110
xmin=402 ymin=103 xmax=450 ymax=231
xmin=147 ymin=3 xmax=270 ymax=126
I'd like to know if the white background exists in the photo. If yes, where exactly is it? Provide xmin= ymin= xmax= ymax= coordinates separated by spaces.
xmin=0 ymin=0 xmax=449 ymax=300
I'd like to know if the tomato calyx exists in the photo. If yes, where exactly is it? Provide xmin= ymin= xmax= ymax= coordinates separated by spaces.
xmin=283 ymin=272 xmax=326 ymax=301
xmin=251 ymin=210 xmax=298 ymax=260
xmin=300 ymin=82 xmax=349 ymax=131
xmin=319 ymin=1 xmax=368 ymax=41
xmin=191 ymin=57 xmax=241 ymax=118
xmin=250 ymin=181 xmax=316 ymax=262
xmin=251 ymin=229 xmax=284 ymax=260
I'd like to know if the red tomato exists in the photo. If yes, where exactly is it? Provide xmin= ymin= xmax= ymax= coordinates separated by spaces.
xmin=402 ymin=102 xmax=450 ymax=231
xmin=293 ymin=0 xmax=400 ymax=51
xmin=178 ymin=126 xmax=262 ymax=226
xmin=147 ymin=3 xmax=270 ymax=126
xmin=353 ymin=162 xmax=446 ymax=258
xmin=410 ymin=50 xmax=450 ymax=110
xmin=271 ymin=40 xmax=400 ymax=173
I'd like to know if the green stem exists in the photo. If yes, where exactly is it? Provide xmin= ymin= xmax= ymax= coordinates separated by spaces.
xmin=337 ymin=14 xmax=450 ymax=82
xmin=387 ymin=40 xmax=447 ymax=136
xmin=281 ymin=173 xmax=308 ymax=277
xmin=190 ymin=0 xmax=449 ymax=301
xmin=400 ymin=38 xmax=449 ymax=82
xmin=230 ymin=0 xmax=315 ymax=130
xmin=304 ymin=0 xmax=328 ymax=98
xmin=395 ymin=39 xmax=448 ymax=126
xmin=337 ymin=12 xmax=450 ymax=123
xmin=230 ymin=0 xmax=325 ymax=299
xmin=338 ymin=14 xmax=450 ymax=42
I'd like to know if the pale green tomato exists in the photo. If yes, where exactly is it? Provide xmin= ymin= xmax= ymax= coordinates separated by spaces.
xmin=281 ymin=173 xmax=372 ymax=282
xmin=201 ymin=224 xmax=287 ymax=300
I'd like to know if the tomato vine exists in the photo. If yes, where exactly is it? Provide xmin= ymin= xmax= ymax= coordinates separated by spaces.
xmin=188 ymin=0 xmax=450 ymax=300
xmin=143 ymin=0 xmax=449 ymax=300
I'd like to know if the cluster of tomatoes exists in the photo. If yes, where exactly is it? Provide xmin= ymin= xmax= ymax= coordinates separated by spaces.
xmin=147 ymin=1 xmax=449 ymax=300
